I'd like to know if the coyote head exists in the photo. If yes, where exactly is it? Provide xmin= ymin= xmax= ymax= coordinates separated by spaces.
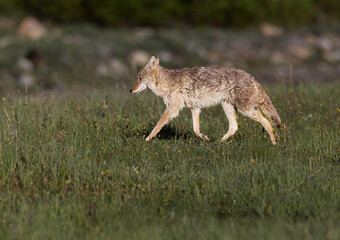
xmin=130 ymin=56 xmax=159 ymax=94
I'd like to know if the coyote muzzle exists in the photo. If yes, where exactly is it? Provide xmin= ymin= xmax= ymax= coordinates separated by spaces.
xmin=130 ymin=79 xmax=146 ymax=94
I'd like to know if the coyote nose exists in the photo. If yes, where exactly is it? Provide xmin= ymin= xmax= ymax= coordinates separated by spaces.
xmin=129 ymin=89 xmax=132 ymax=93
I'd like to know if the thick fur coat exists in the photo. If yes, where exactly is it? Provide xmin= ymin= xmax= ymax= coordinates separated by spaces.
xmin=131 ymin=56 xmax=281 ymax=144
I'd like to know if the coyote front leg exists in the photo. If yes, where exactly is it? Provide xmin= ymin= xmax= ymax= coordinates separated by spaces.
xmin=146 ymin=106 xmax=179 ymax=142
xmin=191 ymin=108 xmax=209 ymax=141
xmin=146 ymin=111 xmax=170 ymax=141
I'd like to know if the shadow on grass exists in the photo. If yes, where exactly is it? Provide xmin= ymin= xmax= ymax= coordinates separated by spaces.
xmin=156 ymin=125 xmax=192 ymax=140
xmin=126 ymin=123 xmax=223 ymax=142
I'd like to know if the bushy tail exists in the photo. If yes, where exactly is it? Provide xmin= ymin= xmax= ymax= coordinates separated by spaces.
xmin=260 ymin=94 xmax=281 ymax=128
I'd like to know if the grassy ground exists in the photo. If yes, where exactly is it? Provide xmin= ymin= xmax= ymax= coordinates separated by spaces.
xmin=0 ymin=81 xmax=339 ymax=239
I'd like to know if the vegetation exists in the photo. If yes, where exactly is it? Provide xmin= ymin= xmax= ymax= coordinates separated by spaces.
xmin=0 ymin=23 xmax=339 ymax=239
xmin=0 ymin=81 xmax=339 ymax=239
xmin=0 ymin=0 xmax=339 ymax=27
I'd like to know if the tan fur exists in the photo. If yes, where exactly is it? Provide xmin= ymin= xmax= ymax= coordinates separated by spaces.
xmin=130 ymin=56 xmax=281 ymax=145
xmin=131 ymin=80 xmax=141 ymax=92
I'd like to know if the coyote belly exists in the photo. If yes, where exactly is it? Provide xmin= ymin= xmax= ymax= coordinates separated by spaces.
xmin=130 ymin=56 xmax=281 ymax=145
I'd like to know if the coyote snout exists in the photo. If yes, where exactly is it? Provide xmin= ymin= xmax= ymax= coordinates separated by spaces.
xmin=130 ymin=56 xmax=281 ymax=145
xmin=130 ymin=79 xmax=147 ymax=93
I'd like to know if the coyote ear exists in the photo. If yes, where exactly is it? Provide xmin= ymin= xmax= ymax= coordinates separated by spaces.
xmin=148 ymin=56 xmax=159 ymax=69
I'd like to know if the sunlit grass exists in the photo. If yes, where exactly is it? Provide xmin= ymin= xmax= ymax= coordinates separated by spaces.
xmin=0 ymin=82 xmax=339 ymax=239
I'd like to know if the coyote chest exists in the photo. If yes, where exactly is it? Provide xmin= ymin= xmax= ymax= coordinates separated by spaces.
xmin=130 ymin=56 xmax=281 ymax=144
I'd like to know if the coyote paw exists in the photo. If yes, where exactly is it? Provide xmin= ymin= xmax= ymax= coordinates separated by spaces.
xmin=201 ymin=134 xmax=210 ymax=141
xmin=145 ymin=136 xmax=152 ymax=142
xmin=196 ymin=133 xmax=209 ymax=141
xmin=220 ymin=136 xmax=231 ymax=142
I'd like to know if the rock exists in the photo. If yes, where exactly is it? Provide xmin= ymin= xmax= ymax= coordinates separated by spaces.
xmin=19 ymin=73 xmax=35 ymax=87
xmin=289 ymin=45 xmax=311 ymax=60
xmin=109 ymin=58 xmax=129 ymax=78
xmin=96 ymin=63 xmax=110 ymax=77
xmin=96 ymin=58 xmax=129 ymax=78
xmin=271 ymin=52 xmax=286 ymax=64
xmin=129 ymin=50 xmax=150 ymax=67
xmin=317 ymin=36 xmax=333 ymax=50
xmin=315 ymin=35 xmax=340 ymax=62
xmin=323 ymin=48 xmax=340 ymax=62
xmin=17 ymin=58 xmax=34 ymax=72
xmin=260 ymin=22 xmax=283 ymax=37
xmin=303 ymin=33 xmax=317 ymax=44
xmin=17 ymin=17 xmax=47 ymax=41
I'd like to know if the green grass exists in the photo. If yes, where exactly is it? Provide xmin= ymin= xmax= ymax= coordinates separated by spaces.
xmin=0 ymin=82 xmax=339 ymax=239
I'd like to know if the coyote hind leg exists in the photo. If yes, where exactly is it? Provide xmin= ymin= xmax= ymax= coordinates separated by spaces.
xmin=241 ymin=108 xmax=276 ymax=145
xmin=191 ymin=108 xmax=209 ymax=141
xmin=221 ymin=102 xmax=238 ymax=142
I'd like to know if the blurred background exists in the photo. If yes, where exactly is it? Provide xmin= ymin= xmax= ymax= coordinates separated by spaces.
xmin=0 ymin=0 xmax=339 ymax=95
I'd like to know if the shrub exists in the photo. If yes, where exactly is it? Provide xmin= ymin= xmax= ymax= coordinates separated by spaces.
xmin=0 ymin=0 xmax=339 ymax=27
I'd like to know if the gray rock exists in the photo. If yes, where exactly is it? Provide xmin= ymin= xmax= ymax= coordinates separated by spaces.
xmin=17 ymin=58 xmax=34 ymax=72
xmin=260 ymin=23 xmax=283 ymax=37
xmin=129 ymin=50 xmax=150 ymax=67
xmin=17 ymin=17 xmax=47 ymax=41
xmin=19 ymin=73 xmax=35 ymax=87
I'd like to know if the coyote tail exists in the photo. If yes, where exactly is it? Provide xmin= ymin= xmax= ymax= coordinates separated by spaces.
xmin=260 ymin=94 xmax=281 ymax=128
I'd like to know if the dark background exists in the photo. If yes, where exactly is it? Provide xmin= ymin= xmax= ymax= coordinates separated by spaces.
xmin=0 ymin=0 xmax=339 ymax=27
xmin=0 ymin=0 xmax=339 ymax=95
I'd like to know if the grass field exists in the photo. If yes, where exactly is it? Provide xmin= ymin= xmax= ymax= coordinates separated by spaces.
xmin=0 ymin=81 xmax=339 ymax=239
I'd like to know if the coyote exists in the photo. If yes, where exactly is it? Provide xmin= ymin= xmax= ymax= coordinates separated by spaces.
xmin=130 ymin=56 xmax=281 ymax=144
